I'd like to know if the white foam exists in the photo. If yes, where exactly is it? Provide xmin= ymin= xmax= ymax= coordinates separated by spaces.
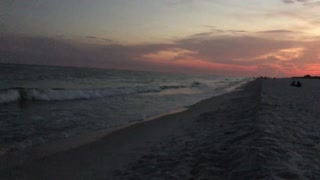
xmin=223 ymin=78 xmax=253 ymax=92
xmin=25 ymin=86 xmax=162 ymax=101
xmin=0 ymin=90 xmax=20 ymax=104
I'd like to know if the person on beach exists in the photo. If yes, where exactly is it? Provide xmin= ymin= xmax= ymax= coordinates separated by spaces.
xmin=296 ymin=81 xmax=302 ymax=87
xmin=290 ymin=81 xmax=302 ymax=87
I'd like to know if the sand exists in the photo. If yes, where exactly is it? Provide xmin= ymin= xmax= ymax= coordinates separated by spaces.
xmin=1 ymin=78 xmax=320 ymax=179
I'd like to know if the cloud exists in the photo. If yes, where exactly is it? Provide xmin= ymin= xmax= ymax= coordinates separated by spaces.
xmin=304 ymin=1 xmax=320 ymax=6
xmin=203 ymin=25 xmax=216 ymax=29
xmin=173 ymin=32 xmax=320 ymax=76
xmin=85 ymin=36 xmax=115 ymax=44
xmin=187 ymin=29 xmax=248 ymax=42
xmin=255 ymin=47 xmax=305 ymax=61
xmin=257 ymin=30 xmax=298 ymax=34
xmin=2 ymin=31 xmax=320 ymax=76
xmin=165 ymin=0 xmax=193 ymax=5
xmin=281 ymin=0 xmax=309 ymax=3
xmin=0 ymin=34 xmax=178 ymax=72
xmin=227 ymin=30 xmax=248 ymax=34
xmin=86 ymin=36 xmax=97 ymax=39
xmin=191 ymin=32 xmax=214 ymax=37
xmin=255 ymin=29 xmax=306 ymax=40
xmin=142 ymin=48 xmax=198 ymax=61
xmin=302 ymin=63 xmax=320 ymax=73
xmin=175 ymin=35 xmax=298 ymax=64
xmin=282 ymin=0 xmax=295 ymax=3
xmin=281 ymin=0 xmax=320 ymax=6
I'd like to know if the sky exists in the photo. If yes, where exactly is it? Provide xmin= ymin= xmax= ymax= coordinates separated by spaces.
xmin=1 ymin=0 xmax=320 ymax=77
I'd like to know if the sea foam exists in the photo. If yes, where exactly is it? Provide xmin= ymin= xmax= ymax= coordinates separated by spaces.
xmin=0 ymin=89 xmax=20 ymax=104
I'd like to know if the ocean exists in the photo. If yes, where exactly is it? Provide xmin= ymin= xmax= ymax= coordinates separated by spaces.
xmin=0 ymin=64 xmax=251 ymax=155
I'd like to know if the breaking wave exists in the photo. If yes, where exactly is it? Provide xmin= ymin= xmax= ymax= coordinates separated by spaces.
xmin=0 ymin=89 xmax=21 ymax=104
xmin=0 ymin=79 xmax=251 ymax=104
xmin=1 ymin=84 xmax=192 ymax=103
xmin=0 ymin=86 xmax=162 ymax=103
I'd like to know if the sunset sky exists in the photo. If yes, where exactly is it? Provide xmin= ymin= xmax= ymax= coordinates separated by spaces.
xmin=1 ymin=0 xmax=320 ymax=76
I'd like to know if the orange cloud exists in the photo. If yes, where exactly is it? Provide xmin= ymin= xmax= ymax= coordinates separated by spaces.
xmin=173 ymin=58 xmax=257 ymax=74
xmin=142 ymin=48 xmax=198 ymax=61
xmin=255 ymin=47 xmax=305 ymax=61
xmin=141 ymin=48 xmax=256 ymax=75
xmin=141 ymin=49 xmax=257 ymax=75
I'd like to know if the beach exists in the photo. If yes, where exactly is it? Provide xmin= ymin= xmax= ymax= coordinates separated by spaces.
xmin=1 ymin=78 xmax=320 ymax=179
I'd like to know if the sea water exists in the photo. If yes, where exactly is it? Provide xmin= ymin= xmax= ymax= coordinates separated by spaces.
xmin=0 ymin=64 xmax=251 ymax=155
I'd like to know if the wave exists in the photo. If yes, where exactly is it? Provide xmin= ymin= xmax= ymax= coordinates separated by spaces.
xmin=0 ymin=79 xmax=251 ymax=104
xmin=0 ymin=86 xmax=162 ymax=103
xmin=0 ymin=89 xmax=21 ymax=104
xmin=1 ymin=84 xmax=193 ymax=103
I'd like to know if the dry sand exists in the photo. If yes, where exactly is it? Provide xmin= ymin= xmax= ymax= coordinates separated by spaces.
xmin=1 ymin=78 xmax=320 ymax=179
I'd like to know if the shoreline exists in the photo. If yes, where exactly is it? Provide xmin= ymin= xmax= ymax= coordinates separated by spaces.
xmin=0 ymin=81 xmax=249 ymax=170
xmin=0 ymin=80 xmax=254 ymax=179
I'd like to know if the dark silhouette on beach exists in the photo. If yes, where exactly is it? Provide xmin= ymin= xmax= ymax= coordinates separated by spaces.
xmin=290 ymin=81 xmax=302 ymax=87
xmin=296 ymin=81 xmax=302 ymax=87
xmin=293 ymin=74 xmax=320 ymax=79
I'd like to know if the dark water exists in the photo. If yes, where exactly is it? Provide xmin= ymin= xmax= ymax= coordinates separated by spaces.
xmin=0 ymin=64 xmax=251 ymax=155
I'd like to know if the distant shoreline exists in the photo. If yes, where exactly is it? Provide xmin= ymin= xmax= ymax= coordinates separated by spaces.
xmin=292 ymin=75 xmax=320 ymax=79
